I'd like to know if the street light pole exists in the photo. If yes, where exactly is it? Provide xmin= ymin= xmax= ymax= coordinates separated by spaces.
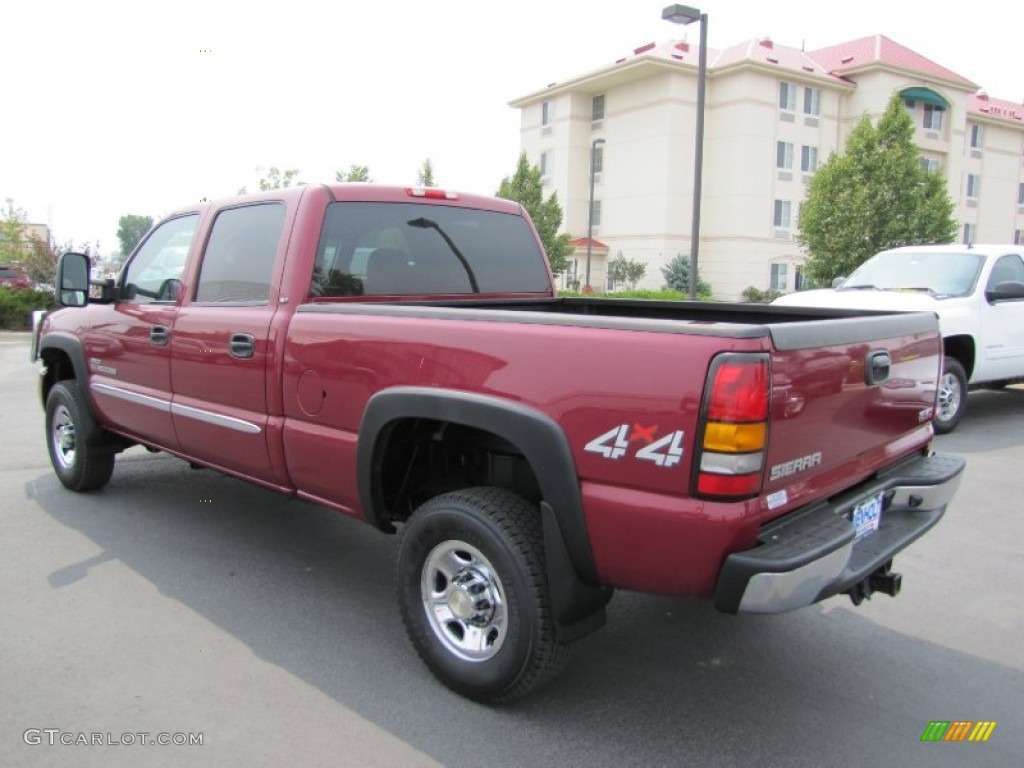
xmin=662 ymin=4 xmax=707 ymax=300
xmin=585 ymin=137 xmax=606 ymax=294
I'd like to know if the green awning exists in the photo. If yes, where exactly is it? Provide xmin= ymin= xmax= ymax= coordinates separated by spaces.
xmin=900 ymin=87 xmax=949 ymax=108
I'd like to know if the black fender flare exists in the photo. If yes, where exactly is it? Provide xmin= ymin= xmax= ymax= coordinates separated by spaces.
xmin=357 ymin=387 xmax=610 ymax=639
xmin=38 ymin=333 xmax=92 ymax=406
xmin=37 ymin=333 xmax=124 ymax=451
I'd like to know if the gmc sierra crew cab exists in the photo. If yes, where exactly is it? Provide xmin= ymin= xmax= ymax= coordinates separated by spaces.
xmin=773 ymin=243 xmax=1024 ymax=432
xmin=33 ymin=184 xmax=965 ymax=701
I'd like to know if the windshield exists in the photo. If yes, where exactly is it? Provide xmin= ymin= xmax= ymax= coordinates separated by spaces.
xmin=840 ymin=250 xmax=984 ymax=297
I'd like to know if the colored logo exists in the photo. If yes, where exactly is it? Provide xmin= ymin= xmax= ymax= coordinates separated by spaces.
xmin=920 ymin=721 xmax=996 ymax=742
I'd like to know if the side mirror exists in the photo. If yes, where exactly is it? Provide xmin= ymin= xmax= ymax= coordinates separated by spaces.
xmin=831 ymin=276 xmax=847 ymax=289
xmin=985 ymin=281 xmax=1024 ymax=303
xmin=56 ymin=252 xmax=90 ymax=307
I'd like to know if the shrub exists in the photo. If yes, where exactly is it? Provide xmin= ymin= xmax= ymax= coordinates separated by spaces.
xmin=741 ymin=286 xmax=784 ymax=303
xmin=660 ymin=253 xmax=712 ymax=298
xmin=0 ymin=288 xmax=55 ymax=329
xmin=558 ymin=288 xmax=709 ymax=301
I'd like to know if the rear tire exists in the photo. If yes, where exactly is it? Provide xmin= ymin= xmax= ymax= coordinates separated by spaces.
xmin=45 ymin=381 xmax=115 ymax=491
xmin=934 ymin=358 xmax=967 ymax=434
xmin=397 ymin=487 xmax=570 ymax=703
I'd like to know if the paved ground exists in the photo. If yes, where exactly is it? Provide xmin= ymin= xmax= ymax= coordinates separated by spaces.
xmin=2 ymin=331 xmax=1021 ymax=767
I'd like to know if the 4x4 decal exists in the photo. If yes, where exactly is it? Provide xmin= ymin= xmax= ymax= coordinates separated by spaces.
xmin=584 ymin=424 xmax=685 ymax=468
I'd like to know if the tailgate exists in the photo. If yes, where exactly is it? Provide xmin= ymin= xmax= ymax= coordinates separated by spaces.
xmin=761 ymin=312 xmax=941 ymax=515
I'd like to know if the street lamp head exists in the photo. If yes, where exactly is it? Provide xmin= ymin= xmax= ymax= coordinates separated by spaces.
xmin=662 ymin=4 xmax=702 ymax=24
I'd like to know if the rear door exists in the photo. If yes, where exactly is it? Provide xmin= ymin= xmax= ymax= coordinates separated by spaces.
xmin=170 ymin=202 xmax=288 ymax=482
xmin=84 ymin=214 xmax=198 ymax=448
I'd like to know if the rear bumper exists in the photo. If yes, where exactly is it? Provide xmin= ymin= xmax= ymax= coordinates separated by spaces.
xmin=713 ymin=451 xmax=965 ymax=614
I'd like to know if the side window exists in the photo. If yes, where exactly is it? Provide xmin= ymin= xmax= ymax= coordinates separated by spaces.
xmin=123 ymin=215 xmax=198 ymax=303
xmin=195 ymin=203 xmax=286 ymax=303
xmin=986 ymin=255 xmax=1024 ymax=291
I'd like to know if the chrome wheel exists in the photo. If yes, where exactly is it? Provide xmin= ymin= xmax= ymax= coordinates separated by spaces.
xmin=936 ymin=371 xmax=962 ymax=424
xmin=421 ymin=540 xmax=507 ymax=662
xmin=51 ymin=404 xmax=77 ymax=471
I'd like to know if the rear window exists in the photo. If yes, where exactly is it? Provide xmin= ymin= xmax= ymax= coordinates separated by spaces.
xmin=310 ymin=202 xmax=550 ymax=297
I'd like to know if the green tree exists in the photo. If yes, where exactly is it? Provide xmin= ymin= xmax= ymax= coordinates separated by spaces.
xmin=416 ymin=158 xmax=436 ymax=187
xmin=336 ymin=165 xmax=372 ymax=182
xmin=116 ymin=214 xmax=153 ymax=259
xmin=496 ymin=152 xmax=572 ymax=276
xmin=20 ymin=235 xmax=60 ymax=286
xmin=239 ymin=167 xmax=303 ymax=194
xmin=607 ymin=251 xmax=647 ymax=290
xmin=0 ymin=202 xmax=29 ymax=265
xmin=661 ymin=253 xmax=711 ymax=298
xmin=796 ymin=93 xmax=957 ymax=284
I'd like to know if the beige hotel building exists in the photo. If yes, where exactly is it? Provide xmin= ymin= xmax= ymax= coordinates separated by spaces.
xmin=510 ymin=34 xmax=1024 ymax=299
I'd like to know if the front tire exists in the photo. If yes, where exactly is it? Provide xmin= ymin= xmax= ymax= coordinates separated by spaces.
xmin=934 ymin=358 xmax=967 ymax=434
xmin=397 ymin=487 xmax=570 ymax=703
xmin=45 ymin=381 xmax=115 ymax=491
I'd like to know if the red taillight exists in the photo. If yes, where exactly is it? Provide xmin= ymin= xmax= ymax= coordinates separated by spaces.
xmin=707 ymin=358 xmax=769 ymax=421
xmin=697 ymin=473 xmax=763 ymax=497
xmin=695 ymin=353 xmax=770 ymax=500
xmin=406 ymin=187 xmax=459 ymax=200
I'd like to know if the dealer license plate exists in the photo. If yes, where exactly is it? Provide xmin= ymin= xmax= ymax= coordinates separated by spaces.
xmin=852 ymin=492 xmax=883 ymax=540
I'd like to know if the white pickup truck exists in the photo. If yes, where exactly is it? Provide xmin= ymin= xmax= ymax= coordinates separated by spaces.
xmin=774 ymin=244 xmax=1024 ymax=433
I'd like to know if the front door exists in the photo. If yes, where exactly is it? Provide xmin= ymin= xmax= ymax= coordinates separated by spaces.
xmin=84 ymin=214 xmax=199 ymax=449
xmin=979 ymin=253 xmax=1024 ymax=380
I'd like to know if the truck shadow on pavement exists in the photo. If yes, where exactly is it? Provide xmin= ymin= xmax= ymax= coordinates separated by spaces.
xmin=28 ymin=450 xmax=1021 ymax=768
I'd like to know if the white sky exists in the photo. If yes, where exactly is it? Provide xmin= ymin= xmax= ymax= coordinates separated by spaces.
xmin=3 ymin=0 xmax=1021 ymax=255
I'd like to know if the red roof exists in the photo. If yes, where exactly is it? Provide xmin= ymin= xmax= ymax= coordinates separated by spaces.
xmin=569 ymin=237 xmax=608 ymax=249
xmin=625 ymin=34 xmax=972 ymax=89
xmin=712 ymin=38 xmax=847 ymax=84
xmin=808 ymin=35 xmax=975 ymax=87
xmin=969 ymin=93 xmax=1024 ymax=124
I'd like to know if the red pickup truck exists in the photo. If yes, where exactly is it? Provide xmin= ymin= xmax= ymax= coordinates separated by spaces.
xmin=34 ymin=184 xmax=964 ymax=701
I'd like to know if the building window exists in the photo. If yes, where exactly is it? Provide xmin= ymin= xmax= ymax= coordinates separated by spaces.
xmin=1015 ymin=229 xmax=1024 ymax=246
xmin=592 ymin=94 xmax=605 ymax=122
xmin=773 ymin=200 xmax=791 ymax=228
xmin=920 ymin=157 xmax=941 ymax=173
xmin=776 ymin=141 xmax=794 ymax=170
xmin=770 ymin=263 xmax=789 ymax=291
xmin=541 ymin=100 xmax=553 ymax=127
xmin=539 ymin=150 xmax=550 ymax=179
xmin=591 ymin=200 xmax=602 ymax=227
xmin=1018 ymin=182 xmax=1024 ymax=205
xmin=803 ymin=87 xmax=820 ymax=116
xmin=967 ymin=174 xmax=981 ymax=200
xmin=969 ymin=124 xmax=984 ymax=149
xmin=903 ymin=99 xmax=915 ymax=114
xmin=795 ymin=265 xmax=808 ymax=291
xmin=963 ymin=222 xmax=976 ymax=244
xmin=801 ymin=145 xmax=818 ymax=173
xmin=779 ymin=82 xmax=796 ymax=111
xmin=592 ymin=145 xmax=604 ymax=174
xmin=923 ymin=103 xmax=944 ymax=131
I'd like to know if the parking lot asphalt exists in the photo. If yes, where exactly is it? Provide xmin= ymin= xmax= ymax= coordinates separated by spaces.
xmin=2 ymin=332 xmax=1021 ymax=767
